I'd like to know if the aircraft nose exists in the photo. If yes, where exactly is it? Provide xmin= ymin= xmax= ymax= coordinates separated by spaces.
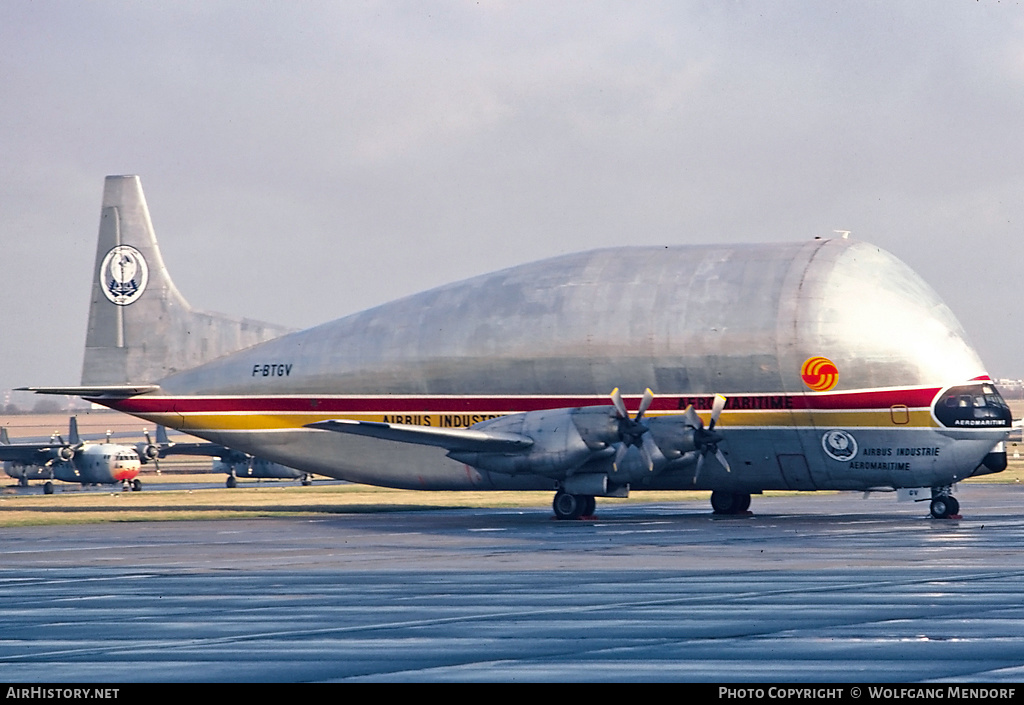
xmin=978 ymin=441 xmax=1008 ymax=474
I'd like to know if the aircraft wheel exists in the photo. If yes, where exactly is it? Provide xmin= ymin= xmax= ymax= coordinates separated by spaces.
xmin=43 ymin=481 xmax=54 ymax=495
xmin=582 ymin=495 xmax=596 ymax=517
xmin=930 ymin=495 xmax=959 ymax=519
xmin=711 ymin=490 xmax=743 ymax=515
xmin=735 ymin=493 xmax=751 ymax=512
xmin=226 ymin=476 xmax=237 ymax=488
xmin=132 ymin=479 xmax=142 ymax=492
xmin=301 ymin=475 xmax=312 ymax=486
xmin=553 ymin=491 xmax=585 ymax=520
xmin=18 ymin=476 xmax=28 ymax=488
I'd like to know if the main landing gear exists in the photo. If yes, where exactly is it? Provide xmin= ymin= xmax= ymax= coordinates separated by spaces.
xmin=929 ymin=486 xmax=960 ymax=519
xmin=710 ymin=490 xmax=751 ymax=515
xmin=552 ymin=489 xmax=755 ymax=519
xmin=552 ymin=491 xmax=596 ymax=520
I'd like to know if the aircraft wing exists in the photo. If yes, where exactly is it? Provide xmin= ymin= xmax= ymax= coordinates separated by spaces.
xmin=306 ymin=419 xmax=533 ymax=453
xmin=0 ymin=445 xmax=47 ymax=463
xmin=0 ymin=443 xmax=61 ymax=465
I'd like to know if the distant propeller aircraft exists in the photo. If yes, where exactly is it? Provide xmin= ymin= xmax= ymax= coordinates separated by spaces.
xmin=1 ymin=417 xmax=142 ymax=494
xmin=24 ymin=176 xmax=1013 ymax=519
xmin=150 ymin=426 xmax=315 ymax=487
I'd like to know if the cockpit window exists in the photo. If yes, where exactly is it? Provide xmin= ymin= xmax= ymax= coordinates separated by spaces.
xmin=934 ymin=383 xmax=1011 ymax=428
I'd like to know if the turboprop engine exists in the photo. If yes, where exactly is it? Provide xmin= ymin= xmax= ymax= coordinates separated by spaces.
xmin=447 ymin=405 xmax=623 ymax=478
xmin=135 ymin=429 xmax=161 ymax=463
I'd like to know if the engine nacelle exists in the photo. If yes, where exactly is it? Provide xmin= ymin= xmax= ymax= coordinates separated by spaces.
xmin=55 ymin=445 xmax=75 ymax=463
xmin=137 ymin=443 xmax=160 ymax=462
xmin=645 ymin=416 xmax=700 ymax=460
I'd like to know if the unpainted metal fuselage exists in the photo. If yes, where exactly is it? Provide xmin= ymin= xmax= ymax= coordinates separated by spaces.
xmin=94 ymin=237 xmax=1010 ymax=494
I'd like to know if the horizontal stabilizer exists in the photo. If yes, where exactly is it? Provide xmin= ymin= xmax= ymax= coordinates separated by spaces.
xmin=306 ymin=419 xmax=533 ymax=453
xmin=18 ymin=385 xmax=160 ymax=399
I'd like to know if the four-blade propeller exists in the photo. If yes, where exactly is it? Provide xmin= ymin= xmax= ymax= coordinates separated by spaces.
xmin=610 ymin=387 xmax=659 ymax=472
xmin=691 ymin=393 xmax=731 ymax=483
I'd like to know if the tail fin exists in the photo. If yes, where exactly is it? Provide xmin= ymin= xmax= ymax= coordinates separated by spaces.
xmin=69 ymin=417 xmax=80 ymax=446
xmin=82 ymin=176 xmax=294 ymax=385
xmin=1 ymin=427 xmax=9 ymax=445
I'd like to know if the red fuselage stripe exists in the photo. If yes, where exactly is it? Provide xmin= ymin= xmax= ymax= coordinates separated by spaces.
xmin=104 ymin=387 xmax=943 ymax=415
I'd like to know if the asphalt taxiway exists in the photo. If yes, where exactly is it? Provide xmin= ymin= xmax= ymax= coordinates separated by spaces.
xmin=5 ymin=475 xmax=340 ymax=494
xmin=3 ymin=483 xmax=1024 ymax=682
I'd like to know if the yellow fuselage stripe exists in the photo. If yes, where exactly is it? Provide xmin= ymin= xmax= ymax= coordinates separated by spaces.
xmin=131 ymin=408 xmax=940 ymax=433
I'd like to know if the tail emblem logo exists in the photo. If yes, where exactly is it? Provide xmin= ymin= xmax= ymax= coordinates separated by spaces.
xmin=801 ymin=356 xmax=839 ymax=392
xmin=100 ymin=245 xmax=149 ymax=306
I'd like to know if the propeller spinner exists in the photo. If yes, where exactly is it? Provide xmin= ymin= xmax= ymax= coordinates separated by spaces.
xmin=138 ymin=428 xmax=162 ymax=474
xmin=610 ymin=387 xmax=660 ymax=472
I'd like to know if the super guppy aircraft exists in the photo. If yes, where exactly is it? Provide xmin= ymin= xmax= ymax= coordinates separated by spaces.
xmin=25 ymin=175 xmax=1012 ymax=519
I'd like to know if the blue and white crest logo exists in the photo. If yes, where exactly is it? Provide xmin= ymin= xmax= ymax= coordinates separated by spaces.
xmin=100 ymin=245 xmax=149 ymax=306
xmin=821 ymin=429 xmax=857 ymax=461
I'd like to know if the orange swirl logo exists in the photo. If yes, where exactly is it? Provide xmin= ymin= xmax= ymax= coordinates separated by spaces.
xmin=801 ymin=356 xmax=839 ymax=392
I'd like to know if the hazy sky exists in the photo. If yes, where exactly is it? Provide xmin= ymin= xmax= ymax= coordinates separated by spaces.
xmin=2 ymin=1 xmax=1023 ymax=400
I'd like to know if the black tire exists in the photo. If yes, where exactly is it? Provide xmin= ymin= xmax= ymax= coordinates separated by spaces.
xmin=932 ymin=495 xmax=960 ymax=518
xmin=930 ymin=497 xmax=951 ymax=519
xmin=582 ymin=495 xmax=596 ymax=517
xmin=43 ymin=481 xmax=54 ymax=495
xmin=734 ymin=493 xmax=751 ymax=513
xmin=553 ymin=491 xmax=584 ymax=520
xmin=710 ymin=490 xmax=736 ymax=514
xmin=132 ymin=479 xmax=142 ymax=492
xmin=226 ymin=476 xmax=237 ymax=488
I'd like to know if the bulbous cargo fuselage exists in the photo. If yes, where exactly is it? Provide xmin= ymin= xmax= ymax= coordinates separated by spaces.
xmin=109 ymin=237 xmax=1010 ymax=493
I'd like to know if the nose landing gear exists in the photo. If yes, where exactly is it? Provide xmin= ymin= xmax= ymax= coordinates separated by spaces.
xmin=929 ymin=487 xmax=960 ymax=519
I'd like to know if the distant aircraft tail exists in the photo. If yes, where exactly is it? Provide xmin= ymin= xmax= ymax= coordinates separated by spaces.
xmin=82 ymin=175 xmax=294 ymax=385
